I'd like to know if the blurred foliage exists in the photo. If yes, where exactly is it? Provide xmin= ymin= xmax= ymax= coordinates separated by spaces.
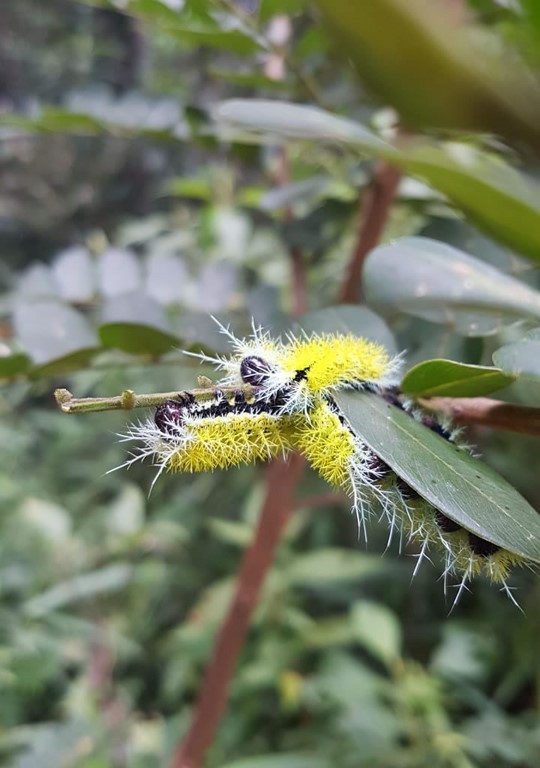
xmin=0 ymin=1 xmax=540 ymax=767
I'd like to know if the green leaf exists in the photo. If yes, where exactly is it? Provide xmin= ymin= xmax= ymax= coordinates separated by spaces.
xmin=219 ymin=755 xmax=329 ymax=768
xmin=0 ymin=352 xmax=30 ymax=379
xmin=351 ymin=601 xmax=401 ymax=667
xmin=401 ymin=144 xmax=540 ymax=264
xmin=492 ymin=328 xmax=540 ymax=382
xmin=333 ymin=390 xmax=540 ymax=562
xmin=216 ymin=100 xmax=540 ymax=262
xmin=100 ymin=292 xmax=179 ymax=354
xmin=364 ymin=237 xmax=540 ymax=335
xmin=314 ymin=0 xmax=540 ymax=154
xmin=299 ymin=305 xmax=397 ymax=354
xmin=401 ymin=360 xmax=515 ymax=398
xmin=285 ymin=549 xmax=388 ymax=587
xmin=30 ymin=348 xmax=101 ymax=378
xmin=214 ymin=99 xmax=394 ymax=153
xmin=24 ymin=564 xmax=134 ymax=618
xmin=99 ymin=322 xmax=179 ymax=356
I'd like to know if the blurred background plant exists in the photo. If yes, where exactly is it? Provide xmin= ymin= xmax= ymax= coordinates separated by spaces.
xmin=1 ymin=1 xmax=540 ymax=767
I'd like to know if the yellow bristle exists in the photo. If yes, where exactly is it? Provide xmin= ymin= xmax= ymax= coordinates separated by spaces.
xmin=164 ymin=412 xmax=294 ymax=473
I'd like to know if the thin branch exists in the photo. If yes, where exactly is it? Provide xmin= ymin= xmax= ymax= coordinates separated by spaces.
xmin=54 ymin=383 xmax=253 ymax=415
xmin=170 ymin=454 xmax=304 ymax=768
xmin=340 ymin=161 xmax=402 ymax=303
xmin=420 ymin=396 xmax=540 ymax=436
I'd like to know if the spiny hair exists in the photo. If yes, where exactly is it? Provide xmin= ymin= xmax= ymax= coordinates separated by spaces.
xmin=118 ymin=319 xmax=531 ymax=605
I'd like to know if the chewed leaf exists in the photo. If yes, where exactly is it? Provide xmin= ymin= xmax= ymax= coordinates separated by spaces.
xmin=334 ymin=390 xmax=540 ymax=563
xmin=401 ymin=359 xmax=515 ymax=397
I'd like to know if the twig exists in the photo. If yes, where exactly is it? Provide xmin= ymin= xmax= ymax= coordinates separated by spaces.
xmin=54 ymin=384 xmax=253 ymax=415
xmin=340 ymin=161 xmax=402 ymax=303
xmin=170 ymin=454 xmax=304 ymax=768
xmin=420 ymin=396 xmax=540 ymax=436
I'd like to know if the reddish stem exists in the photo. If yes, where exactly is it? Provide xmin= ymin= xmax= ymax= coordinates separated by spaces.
xmin=170 ymin=454 xmax=304 ymax=768
xmin=340 ymin=161 xmax=402 ymax=303
xmin=420 ymin=397 xmax=540 ymax=436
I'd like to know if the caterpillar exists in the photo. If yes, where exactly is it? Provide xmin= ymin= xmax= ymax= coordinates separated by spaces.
xmin=120 ymin=321 xmax=529 ymax=602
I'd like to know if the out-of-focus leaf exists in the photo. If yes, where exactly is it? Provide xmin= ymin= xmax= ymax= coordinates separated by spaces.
xmin=0 ymin=352 xmax=30 ymax=379
xmin=166 ymin=176 xmax=213 ymax=200
xmin=17 ymin=264 xmax=58 ymax=298
xmin=364 ymin=237 xmax=540 ymax=335
xmin=215 ymin=99 xmax=394 ymax=152
xmin=351 ymin=601 xmax=401 ymax=667
xmin=216 ymin=100 xmax=540 ymax=262
xmin=1 ymin=108 xmax=105 ymax=135
xmin=493 ymin=328 xmax=540 ymax=381
xmin=210 ymin=69 xmax=292 ymax=90
xmin=402 ymin=144 xmax=540 ymax=263
xmin=99 ymin=322 xmax=178 ymax=355
xmin=107 ymin=485 xmax=145 ymax=536
xmin=220 ymin=755 xmax=329 ymax=768
xmin=52 ymin=246 xmax=95 ymax=303
xmin=11 ymin=720 xmax=91 ymax=768
xmin=98 ymin=247 xmax=142 ymax=297
xmin=13 ymin=300 xmax=99 ymax=365
xmin=285 ymin=549 xmax=387 ymax=587
xmin=334 ymin=390 xmax=540 ymax=562
xmin=163 ymin=27 xmax=261 ymax=55
xmin=100 ymin=292 xmax=179 ymax=354
xmin=299 ymin=305 xmax=397 ymax=354
xmin=314 ymin=0 xmax=540 ymax=154
xmin=145 ymin=253 xmax=190 ymax=306
xmin=24 ymin=564 xmax=134 ymax=618
xmin=259 ymin=175 xmax=332 ymax=212
xmin=401 ymin=360 xmax=515 ymax=398
xmin=30 ymin=348 xmax=101 ymax=378
xmin=207 ymin=518 xmax=253 ymax=547
xmin=197 ymin=260 xmax=240 ymax=311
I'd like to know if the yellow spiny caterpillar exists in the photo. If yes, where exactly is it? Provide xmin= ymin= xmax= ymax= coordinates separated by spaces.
xmin=121 ymin=321 xmax=530 ymax=601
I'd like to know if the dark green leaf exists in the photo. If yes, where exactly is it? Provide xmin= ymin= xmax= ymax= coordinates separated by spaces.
xmin=30 ymin=348 xmax=101 ymax=378
xmin=401 ymin=360 xmax=515 ymax=398
xmin=334 ymin=390 xmax=540 ymax=562
xmin=0 ymin=353 xmax=30 ymax=379
xmin=99 ymin=323 xmax=179 ymax=355
xmin=364 ymin=237 xmax=540 ymax=335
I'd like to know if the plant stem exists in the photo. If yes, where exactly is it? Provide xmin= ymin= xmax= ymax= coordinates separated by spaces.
xmin=54 ymin=384 xmax=253 ymax=414
xmin=170 ymin=454 xmax=304 ymax=768
xmin=340 ymin=161 xmax=402 ymax=303
xmin=420 ymin=396 xmax=540 ymax=436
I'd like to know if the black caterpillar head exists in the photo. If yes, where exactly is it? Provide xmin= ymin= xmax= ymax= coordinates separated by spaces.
xmin=155 ymin=399 xmax=187 ymax=434
xmin=240 ymin=355 xmax=274 ymax=386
